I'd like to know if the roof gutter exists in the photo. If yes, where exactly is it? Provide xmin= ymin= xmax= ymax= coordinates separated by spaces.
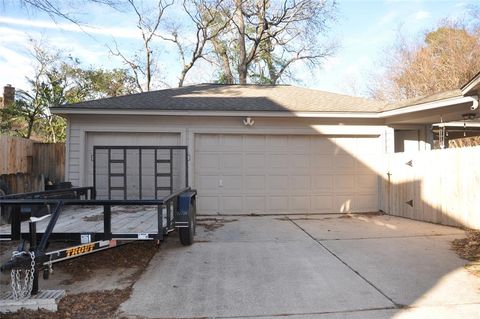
xmin=468 ymin=96 xmax=479 ymax=110
xmin=50 ymin=108 xmax=382 ymax=118
xmin=50 ymin=95 xmax=479 ymax=119
xmin=461 ymin=72 xmax=480 ymax=95
xmin=380 ymin=95 xmax=478 ymax=118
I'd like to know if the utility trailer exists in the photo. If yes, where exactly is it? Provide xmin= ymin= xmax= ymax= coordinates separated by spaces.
xmin=0 ymin=145 xmax=196 ymax=299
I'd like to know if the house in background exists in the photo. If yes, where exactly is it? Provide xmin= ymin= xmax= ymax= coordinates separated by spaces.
xmin=0 ymin=84 xmax=15 ymax=109
xmin=51 ymin=73 xmax=479 ymax=220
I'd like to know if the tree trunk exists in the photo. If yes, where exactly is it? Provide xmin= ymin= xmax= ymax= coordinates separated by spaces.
xmin=178 ymin=63 xmax=193 ymax=87
xmin=146 ymin=45 xmax=151 ymax=91
xmin=211 ymin=38 xmax=234 ymax=84
xmin=26 ymin=115 xmax=35 ymax=139
xmin=235 ymin=0 xmax=247 ymax=84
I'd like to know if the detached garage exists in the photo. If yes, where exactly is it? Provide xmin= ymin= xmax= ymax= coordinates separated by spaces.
xmin=52 ymin=84 xmax=390 ymax=215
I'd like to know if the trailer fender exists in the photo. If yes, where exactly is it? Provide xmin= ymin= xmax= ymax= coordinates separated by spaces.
xmin=177 ymin=191 xmax=196 ymax=217
xmin=176 ymin=190 xmax=196 ymax=246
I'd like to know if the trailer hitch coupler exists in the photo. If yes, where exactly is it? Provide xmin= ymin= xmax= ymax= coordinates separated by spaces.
xmin=0 ymin=251 xmax=43 ymax=272
xmin=0 ymin=260 xmax=15 ymax=272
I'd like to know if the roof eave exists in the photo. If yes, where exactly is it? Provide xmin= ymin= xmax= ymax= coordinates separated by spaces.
xmin=50 ymin=108 xmax=382 ymax=118
xmin=50 ymin=94 xmax=478 ymax=119
xmin=381 ymin=95 xmax=478 ymax=118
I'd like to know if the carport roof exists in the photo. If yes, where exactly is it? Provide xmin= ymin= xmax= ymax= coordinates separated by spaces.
xmin=380 ymin=89 xmax=463 ymax=111
xmin=52 ymin=84 xmax=386 ymax=113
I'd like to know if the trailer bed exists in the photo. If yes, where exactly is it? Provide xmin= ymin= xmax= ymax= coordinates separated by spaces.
xmin=0 ymin=205 xmax=160 ymax=237
xmin=0 ymin=145 xmax=197 ymax=297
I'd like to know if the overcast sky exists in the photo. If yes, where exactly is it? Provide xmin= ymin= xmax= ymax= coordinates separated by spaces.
xmin=0 ymin=0 xmax=476 ymax=97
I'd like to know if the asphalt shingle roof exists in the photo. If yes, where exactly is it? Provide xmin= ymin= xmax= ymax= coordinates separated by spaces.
xmin=381 ymin=89 xmax=463 ymax=112
xmin=53 ymin=84 xmax=386 ymax=113
xmin=53 ymin=82 xmax=476 ymax=114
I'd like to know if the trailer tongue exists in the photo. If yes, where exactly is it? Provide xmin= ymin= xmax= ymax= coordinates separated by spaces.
xmin=0 ymin=145 xmax=196 ymax=300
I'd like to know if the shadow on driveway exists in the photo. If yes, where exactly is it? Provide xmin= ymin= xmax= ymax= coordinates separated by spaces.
xmin=119 ymin=214 xmax=480 ymax=319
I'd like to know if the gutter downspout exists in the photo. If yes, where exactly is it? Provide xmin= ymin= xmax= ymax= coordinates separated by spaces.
xmin=466 ymin=96 xmax=479 ymax=110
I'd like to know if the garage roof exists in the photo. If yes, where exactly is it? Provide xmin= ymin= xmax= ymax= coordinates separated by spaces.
xmin=52 ymin=84 xmax=385 ymax=113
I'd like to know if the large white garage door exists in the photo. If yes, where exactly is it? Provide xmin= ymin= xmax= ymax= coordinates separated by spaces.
xmin=194 ymin=134 xmax=381 ymax=215
xmin=85 ymin=132 xmax=180 ymax=195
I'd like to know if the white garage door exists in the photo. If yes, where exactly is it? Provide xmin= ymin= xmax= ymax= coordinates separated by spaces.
xmin=194 ymin=134 xmax=381 ymax=214
xmin=86 ymin=132 xmax=181 ymax=197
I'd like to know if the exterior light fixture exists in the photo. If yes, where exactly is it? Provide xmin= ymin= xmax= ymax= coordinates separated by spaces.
xmin=243 ymin=117 xmax=255 ymax=126
xmin=462 ymin=113 xmax=477 ymax=121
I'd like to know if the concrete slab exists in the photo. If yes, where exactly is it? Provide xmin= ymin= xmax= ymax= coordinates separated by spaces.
xmin=290 ymin=214 xmax=465 ymax=241
xmin=322 ymin=234 xmax=480 ymax=307
xmin=0 ymin=290 xmax=65 ymax=312
xmin=120 ymin=217 xmax=393 ymax=318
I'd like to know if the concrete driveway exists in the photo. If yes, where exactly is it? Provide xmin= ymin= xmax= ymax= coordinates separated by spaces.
xmin=119 ymin=214 xmax=480 ymax=319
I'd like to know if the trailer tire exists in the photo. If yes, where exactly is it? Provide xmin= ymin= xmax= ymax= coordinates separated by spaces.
xmin=0 ymin=180 xmax=12 ymax=224
xmin=179 ymin=202 xmax=195 ymax=246
xmin=192 ymin=198 xmax=196 ymax=235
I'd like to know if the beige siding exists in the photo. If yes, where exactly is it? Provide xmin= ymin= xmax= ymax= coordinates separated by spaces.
xmin=67 ymin=127 xmax=82 ymax=186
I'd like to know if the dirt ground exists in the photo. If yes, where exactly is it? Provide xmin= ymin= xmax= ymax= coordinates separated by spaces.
xmin=0 ymin=219 xmax=226 ymax=318
xmin=0 ymin=240 xmax=159 ymax=318
xmin=196 ymin=217 xmax=238 ymax=232
xmin=2 ymin=288 xmax=133 ymax=319
xmin=451 ymin=229 xmax=480 ymax=277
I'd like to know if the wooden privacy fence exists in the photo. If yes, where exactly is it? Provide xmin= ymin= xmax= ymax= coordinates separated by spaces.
xmin=0 ymin=135 xmax=65 ymax=193
xmin=32 ymin=142 xmax=65 ymax=183
xmin=381 ymin=146 xmax=480 ymax=229
xmin=0 ymin=135 xmax=33 ymax=174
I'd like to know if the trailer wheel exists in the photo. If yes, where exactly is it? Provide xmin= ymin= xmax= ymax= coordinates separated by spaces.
xmin=0 ymin=180 xmax=12 ymax=224
xmin=179 ymin=202 xmax=195 ymax=246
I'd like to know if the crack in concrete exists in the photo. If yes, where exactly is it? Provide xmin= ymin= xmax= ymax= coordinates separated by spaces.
xmin=215 ymin=306 xmax=397 ymax=318
xmin=287 ymin=217 xmax=402 ymax=309
xmin=316 ymin=233 xmax=464 ymax=241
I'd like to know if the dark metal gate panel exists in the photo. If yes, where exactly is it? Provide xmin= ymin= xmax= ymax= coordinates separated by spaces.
xmin=93 ymin=146 xmax=188 ymax=200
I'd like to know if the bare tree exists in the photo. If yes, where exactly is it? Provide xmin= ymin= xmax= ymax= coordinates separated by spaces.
xmin=17 ymin=0 xmax=123 ymax=25
xmin=209 ymin=0 xmax=337 ymax=84
xmin=159 ymin=0 xmax=232 ymax=87
xmin=369 ymin=21 xmax=480 ymax=101
xmin=14 ymin=0 xmax=337 ymax=88
xmin=108 ymin=0 xmax=173 ymax=91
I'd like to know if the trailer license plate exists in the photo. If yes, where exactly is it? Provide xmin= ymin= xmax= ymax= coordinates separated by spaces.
xmin=137 ymin=233 xmax=149 ymax=239
xmin=80 ymin=234 xmax=91 ymax=244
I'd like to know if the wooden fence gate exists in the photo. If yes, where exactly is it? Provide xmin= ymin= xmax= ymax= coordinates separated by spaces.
xmin=382 ymin=146 xmax=480 ymax=229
